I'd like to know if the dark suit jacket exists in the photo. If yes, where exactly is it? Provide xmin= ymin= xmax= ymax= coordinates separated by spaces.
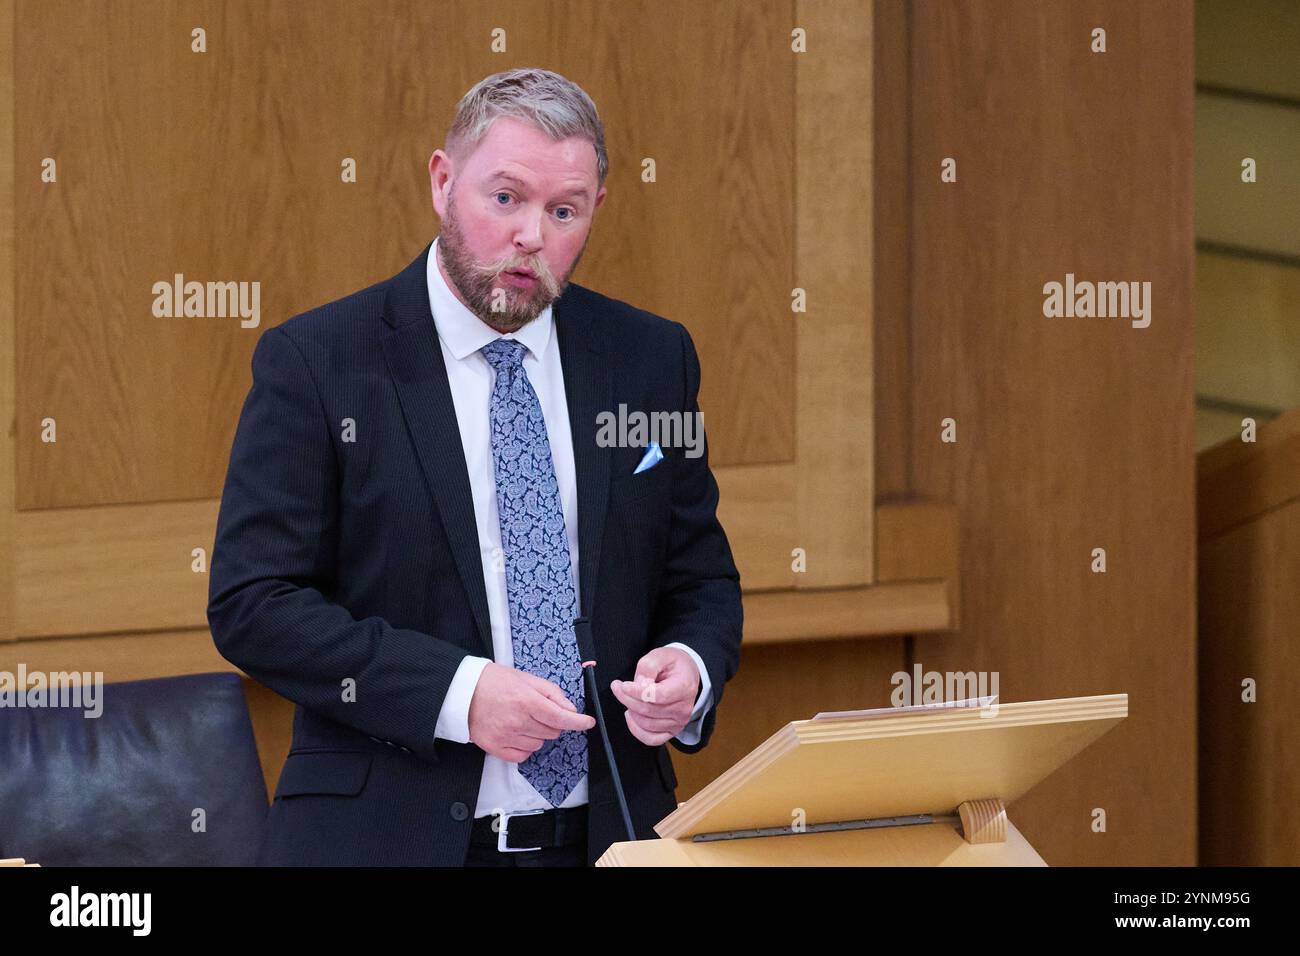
xmin=207 ymin=241 xmax=743 ymax=866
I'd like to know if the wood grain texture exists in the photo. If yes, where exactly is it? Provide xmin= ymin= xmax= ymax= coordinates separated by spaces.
xmin=241 ymin=674 xmax=295 ymax=802
xmin=598 ymin=817 xmax=1045 ymax=865
xmin=660 ymin=694 xmax=1128 ymax=843
xmin=1198 ymin=400 xmax=1300 ymax=860
xmin=875 ymin=499 xmax=958 ymax=582
xmin=8 ymin=495 xmax=950 ymax=644
xmin=1 ymin=0 xmax=15 ymax=642
xmin=2 ymin=627 xmax=235 ymax=684
xmin=1198 ymin=495 xmax=1300 ymax=864
xmin=1198 ymin=405 xmax=1300 ymax=539
xmin=957 ymin=796 xmax=1007 ymax=844
xmin=526 ymin=0 xmax=799 ymax=469
xmin=907 ymin=0 xmax=1196 ymax=865
xmin=741 ymin=580 xmax=950 ymax=644
xmin=794 ymin=0 xmax=874 ymax=588
xmin=874 ymin=0 xmax=913 ymax=500
xmin=715 ymin=463 xmax=798 ymax=589
xmin=13 ymin=499 xmax=218 ymax=638
xmin=12 ymin=0 xmax=796 ymax=513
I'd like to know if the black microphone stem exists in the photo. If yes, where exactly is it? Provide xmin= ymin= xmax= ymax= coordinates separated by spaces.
xmin=573 ymin=617 xmax=637 ymax=843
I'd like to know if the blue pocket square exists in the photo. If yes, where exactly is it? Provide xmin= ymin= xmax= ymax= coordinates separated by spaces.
xmin=633 ymin=441 xmax=664 ymax=474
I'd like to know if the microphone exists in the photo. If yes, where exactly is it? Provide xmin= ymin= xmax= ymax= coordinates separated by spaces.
xmin=572 ymin=615 xmax=637 ymax=843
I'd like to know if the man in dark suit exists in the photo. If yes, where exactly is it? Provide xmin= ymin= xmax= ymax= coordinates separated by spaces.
xmin=207 ymin=67 xmax=743 ymax=866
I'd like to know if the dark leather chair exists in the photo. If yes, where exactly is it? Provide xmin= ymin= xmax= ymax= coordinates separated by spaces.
xmin=0 ymin=671 xmax=267 ymax=865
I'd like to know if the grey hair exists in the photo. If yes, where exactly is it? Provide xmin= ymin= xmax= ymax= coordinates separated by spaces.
xmin=446 ymin=68 xmax=608 ymax=188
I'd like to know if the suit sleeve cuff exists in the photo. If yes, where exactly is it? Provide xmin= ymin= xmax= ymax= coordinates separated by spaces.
xmin=665 ymin=642 xmax=712 ymax=745
xmin=435 ymin=655 xmax=492 ymax=744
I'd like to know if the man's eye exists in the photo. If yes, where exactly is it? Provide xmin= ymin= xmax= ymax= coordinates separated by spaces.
xmin=494 ymin=192 xmax=512 ymax=205
xmin=556 ymin=208 xmax=573 ymax=221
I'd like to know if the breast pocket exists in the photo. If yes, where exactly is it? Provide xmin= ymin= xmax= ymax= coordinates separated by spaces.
xmin=273 ymin=750 xmax=374 ymax=799
xmin=608 ymin=455 xmax=674 ymax=508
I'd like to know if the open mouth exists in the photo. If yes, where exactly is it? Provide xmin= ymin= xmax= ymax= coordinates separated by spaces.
xmin=502 ymin=267 xmax=540 ymax=288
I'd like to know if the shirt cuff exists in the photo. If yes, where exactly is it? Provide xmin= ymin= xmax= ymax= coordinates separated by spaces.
xmin=435 ymin=655 xmax=492 ymax=744
xmin=665 ymin=642 xmax=712 ymax=746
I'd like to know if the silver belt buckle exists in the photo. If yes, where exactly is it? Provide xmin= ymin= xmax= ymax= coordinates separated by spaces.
xmin=498 ymin=808 xmax=545 ymax=853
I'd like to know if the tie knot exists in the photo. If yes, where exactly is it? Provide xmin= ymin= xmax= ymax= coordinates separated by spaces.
xmin=480 ymin=338 xmax=528 ymax=372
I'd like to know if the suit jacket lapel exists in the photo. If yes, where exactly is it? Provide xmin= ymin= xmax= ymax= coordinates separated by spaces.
xmin=381 ymin=243 xmax=494 ymax=657
xmin=380 ymin=242 xmax=612 ymax=658
xmin=555 ymin=291 xmax=611 ymax=623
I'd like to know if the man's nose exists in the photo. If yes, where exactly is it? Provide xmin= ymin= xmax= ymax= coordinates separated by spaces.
xmin=513 ymin=211 xmax=545 ymax=255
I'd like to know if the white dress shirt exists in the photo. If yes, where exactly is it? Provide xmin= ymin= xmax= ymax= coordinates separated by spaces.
xmin=425 ymin=236 xmax=712 ymax=819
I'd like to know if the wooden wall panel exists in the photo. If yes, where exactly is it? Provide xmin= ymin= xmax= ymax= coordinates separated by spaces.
xmin=1197 ymin=409 xmax=1300 ymax=865
xmin=1198 ymin=406 xmax=1300 ymax=541
xmin=8 ymin=0 xmax=894 ymax=635
xmin=13 ymin=500 xmax=217 ymax=638
xmin=16 ymin=0 xmax=451 ymax=510
xmin=907 ymin=0 xmax=1196 ymax=865
xmin=792 ymin=0 xmax=874 ymax=589
xmin=1 ymin=0 xmax=15 ymax=644
xmin=1195 ymin=0 xmax=1300 ymax=101
xmin=12 ymin=0 xmax=798 ymax=515
xmin=874 ymin=0 xmax=913 ymax=500
xmin=1199 ymin=509 xmax=1300 ymax=864
xmin=529 ymin=0 xmax=800 ymax=470
xmin=1196 ymin=251 xmax=1300 ymax=418
xmin=1196 ymin=406 xmax=1250 ymax=453
xmin=1194 ymin=93 xmax=1300 ymax=260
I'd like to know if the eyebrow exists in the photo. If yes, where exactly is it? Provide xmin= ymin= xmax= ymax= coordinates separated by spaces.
xmin=486 ymin=171 xmax=591 ymax=204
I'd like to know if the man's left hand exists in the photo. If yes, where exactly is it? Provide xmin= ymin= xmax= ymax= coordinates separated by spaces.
xmin=610 ymin=646 xmax=700 ymax=745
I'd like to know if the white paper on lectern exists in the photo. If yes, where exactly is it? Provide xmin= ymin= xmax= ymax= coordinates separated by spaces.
xmin=812 ymin=695 xmax=999 ymax=721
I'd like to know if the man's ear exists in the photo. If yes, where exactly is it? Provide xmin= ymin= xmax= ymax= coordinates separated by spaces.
xmin=429 ymin=149 xmax=454 ymax=217
xmin=593 ymin=184 xmax=607 ymax=211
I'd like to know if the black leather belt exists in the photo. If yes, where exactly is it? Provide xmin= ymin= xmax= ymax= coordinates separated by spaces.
xmin=469 ymin=806 xmax=588 ymax=852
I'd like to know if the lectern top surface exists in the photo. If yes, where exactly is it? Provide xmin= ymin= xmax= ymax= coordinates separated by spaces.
xmin=655 ymin=694 xmax=1128 ymax=840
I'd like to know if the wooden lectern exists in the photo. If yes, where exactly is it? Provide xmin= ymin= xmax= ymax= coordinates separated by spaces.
xmin=597 ymin=694 xmax=1127 ymax=866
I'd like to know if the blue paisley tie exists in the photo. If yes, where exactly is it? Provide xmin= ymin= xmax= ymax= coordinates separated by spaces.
xmin=480 ymin=338 xmax=586 ymax=806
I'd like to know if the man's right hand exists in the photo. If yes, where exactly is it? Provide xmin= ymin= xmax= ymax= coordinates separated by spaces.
xmin=467 ymin=662 xmax=596 ymax=763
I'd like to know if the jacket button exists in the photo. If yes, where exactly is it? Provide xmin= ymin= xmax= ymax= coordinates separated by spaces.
xmin=450 ymin=802 xmax=469 ymax=821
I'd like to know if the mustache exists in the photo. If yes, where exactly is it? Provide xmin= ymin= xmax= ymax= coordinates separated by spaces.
xmin=469 ymin=254 xmax=560 ymax=297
